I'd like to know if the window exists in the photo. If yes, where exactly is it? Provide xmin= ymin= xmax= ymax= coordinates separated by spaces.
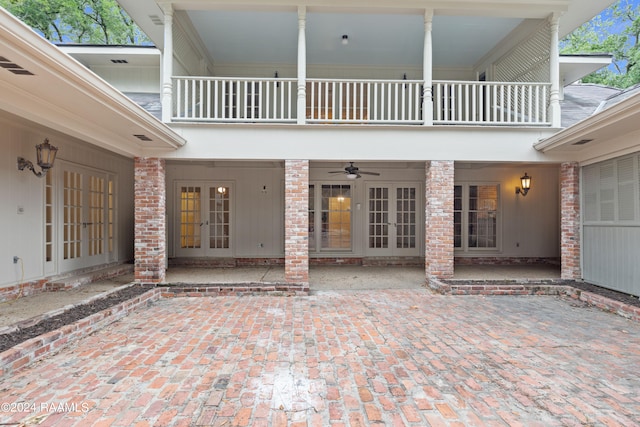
xmin=454 ymin=184 xmax=499 ymax=250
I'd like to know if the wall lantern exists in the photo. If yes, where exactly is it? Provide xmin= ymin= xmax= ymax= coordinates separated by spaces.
xmin=515 ymin=172 xmax=531 ymax=196
xmin=17 ymin=138 xmax=58 ymax=178
xmin=342 ymin=34 xmax=349 ymax=45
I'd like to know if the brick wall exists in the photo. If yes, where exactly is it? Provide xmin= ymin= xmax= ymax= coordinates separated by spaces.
xmin=134 ymin=158 xmax=166 ymax=284
xmin=284 ymin=160 xmax=309 ymax=287
xmin=425 ymin=161 xmax=455 ymax=280
xmin=560 ymin=162 xmax=581 ymax=280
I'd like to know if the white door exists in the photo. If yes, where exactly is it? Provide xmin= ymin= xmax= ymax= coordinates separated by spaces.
xmin=58 ymin=164 xmax=114 ymax=271
xmin=175 ymin=182 xmax=233 ymax=257
xmin=366 ymin=184 xmax=420 ymax=256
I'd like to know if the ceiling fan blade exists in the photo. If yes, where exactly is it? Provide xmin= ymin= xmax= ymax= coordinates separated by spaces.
xmin=328 ymin=171 xmax=346 ymax=174
xmin=358 ymin=171 xmax=380 ymax=176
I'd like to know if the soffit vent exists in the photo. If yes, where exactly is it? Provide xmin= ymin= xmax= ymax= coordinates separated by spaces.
xmin=0 ymin=56 xmax=34 ymax=75
xmin=149 ymin=15 xmax=163 ymax=25
xmin=572 ymin=139 xmax=593 ymax=146
xmin=110 ymin=59 xmax=129 ymax=64
xmin=134 ymin=134 xmax=152 ymax=141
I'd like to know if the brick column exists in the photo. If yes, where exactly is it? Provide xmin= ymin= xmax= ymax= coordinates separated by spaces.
xmin=284 ymin=160 xmax=309 ymax=287
xmin=560 ymin=162 xmax=581 ymax=279
xmin=134 ymin=157 xmax=166 ymax=284
xmin=425 ymin=161 xmax=455 ymax=280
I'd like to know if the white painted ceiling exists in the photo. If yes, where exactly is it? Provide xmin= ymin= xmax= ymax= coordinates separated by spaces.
xmin=187 ymin=10 xmax=523 ymax=68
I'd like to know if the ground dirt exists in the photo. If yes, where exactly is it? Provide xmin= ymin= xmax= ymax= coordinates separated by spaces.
xmin=0 ymin=285 xmax=149 ymax=353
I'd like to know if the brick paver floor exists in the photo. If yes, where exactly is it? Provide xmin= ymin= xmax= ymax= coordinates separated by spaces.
xmin=1 ymin=290 xmax=639 ymax=426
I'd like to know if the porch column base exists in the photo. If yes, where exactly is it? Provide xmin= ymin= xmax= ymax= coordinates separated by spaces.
xmin=425 ymin=160 xmax=455 ymax=280
xmin=284 ymin=159 xmax=309 ymax=286
xmin=560 ymin=162 xmax=581 ymax=280
xmin=134 ymin=157 xmax=166 ymax=284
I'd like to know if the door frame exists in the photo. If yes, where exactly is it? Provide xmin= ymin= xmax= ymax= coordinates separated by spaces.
xmin=174 ymin=180 xmax=235 ymax=257
xmin=365 ymin=182 xmax=423 ymax=257
xmin=56 ymin=161 xmax=115 ymax=273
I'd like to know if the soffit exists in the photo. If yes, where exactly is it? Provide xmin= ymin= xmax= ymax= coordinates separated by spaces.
xmin=535 ymin=89 xmax=640 ymax=163
xmin=0 ymin=9 xmax=184 ymax=158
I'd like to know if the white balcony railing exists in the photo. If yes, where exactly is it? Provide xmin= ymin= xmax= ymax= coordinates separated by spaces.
xmin=433 ymin=81 xmax=550 ymax=125
xmin=173 ymin=77 xmax=297 ymax=122
xmin=172 ymin=77 xmax=551 ymax=126
xmin=306 ymin=78 xmax=423 ymax=124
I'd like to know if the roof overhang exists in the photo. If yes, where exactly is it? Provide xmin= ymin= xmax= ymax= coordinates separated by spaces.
xmin=0 ymin=7 xmax=185 ymax=158
xmin=534 ymin=90 xmax=640 ymax=165
xmin=560 ymin=54 xmax=613 ymax=86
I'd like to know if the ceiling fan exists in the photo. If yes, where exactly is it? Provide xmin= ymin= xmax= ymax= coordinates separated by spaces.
xmin=329 ymin=162 xmax=380 ymax=180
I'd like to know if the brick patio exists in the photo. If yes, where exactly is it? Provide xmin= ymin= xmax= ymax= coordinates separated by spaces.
xmin=1 ymin=290 xmax=639 ymax=426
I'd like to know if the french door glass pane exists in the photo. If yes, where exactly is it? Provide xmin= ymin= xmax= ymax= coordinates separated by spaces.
xmin=308 ymin=185 xmax=316 ymax=250
xmin=63 ymin=171 xmax=82 ymax=260
xmin=180 ymin=186 xmax=201 ymax=248
xmin=396 ymin=187 xmax=416 ymax=248
xmin=88 ymin=176 xmax=105 ymax=256
xmin=321 ymin=185 xmax=351 ymax=249
xmin=454 ymin=185 xmax=462 ymax=248
xmin=369 ymin=187 xmax=389 ymax=248
xmin=209 ymin=186 xmax=230 ymax=249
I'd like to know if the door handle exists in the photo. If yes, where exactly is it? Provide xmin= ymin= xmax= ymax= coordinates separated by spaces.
xmin=82 ymin=222 xmax=93 ymax=228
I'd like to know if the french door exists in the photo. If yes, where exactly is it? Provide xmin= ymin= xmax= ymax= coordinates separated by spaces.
xmin=366 ymin=184 xmax=420 ymax=256
xmin=58 ymin=163 xmax=115 ymax=271
xmin=175 ymin=182 xmax=233 ymax=257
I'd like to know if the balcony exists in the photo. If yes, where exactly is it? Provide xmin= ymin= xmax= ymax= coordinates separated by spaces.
xmin=173 ymin=77 xmax=551 ymax=127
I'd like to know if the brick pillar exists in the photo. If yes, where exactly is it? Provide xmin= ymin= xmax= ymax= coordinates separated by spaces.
xmin=284 ymin=160 xmax=309 ymax=287
xmin=560 ymin=162 xmax=581 ymax=280
xmin=425 ymin=161 xmax=455 ymax=280
xmin=134 ymin=157 xmax=166 ymax=284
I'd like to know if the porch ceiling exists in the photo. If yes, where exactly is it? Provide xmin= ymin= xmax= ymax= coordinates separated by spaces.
xmin=186 ymin=10 xmax=523 ymax=69
xmin=0 ymin=9 xmax=185 ymax=158
xmin=119 ymin=0 xmax=616 ymax=68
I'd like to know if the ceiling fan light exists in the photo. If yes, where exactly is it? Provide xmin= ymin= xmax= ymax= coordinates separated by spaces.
xmin=346 ymin=173 xmax=359 ymax=180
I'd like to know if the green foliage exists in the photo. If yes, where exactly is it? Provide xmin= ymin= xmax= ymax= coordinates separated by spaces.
xmin=561 ymin=0 xmax=640 ymax=88
xmin=0 ymin=0 xmax=150 ymax=45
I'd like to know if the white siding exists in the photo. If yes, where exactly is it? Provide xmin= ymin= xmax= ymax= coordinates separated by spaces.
xmin=582 ymin=154 xmax=640 ymax=296
xmin=0 ymin=113 xmax=134 ymax=288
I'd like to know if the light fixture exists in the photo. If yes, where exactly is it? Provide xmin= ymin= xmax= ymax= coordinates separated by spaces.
xmin=342 ymin=35 xmax=349 ymax=45
xmin=346 ymin=173 xmax=358 ymax=180
xmin=515 ymin=172 xmax=531 ymax=196
xmin=17 ymin=138 xmax=58 ymax=178
xmin=217 ymin=186 xmax=227 ymax=195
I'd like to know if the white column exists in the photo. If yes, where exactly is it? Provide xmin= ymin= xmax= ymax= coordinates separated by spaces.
xmin=160 ymin=3 xmax=174 ymax=123
xmin=422 ymin=10 xmax=434 ymax=126
xmin=297 ymin=6 xmax=307 ymax=125
xmin=549 ymin=13 xmax=561 ymax=127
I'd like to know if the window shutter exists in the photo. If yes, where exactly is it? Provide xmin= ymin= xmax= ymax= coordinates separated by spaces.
xmin=583 ymin=165 xmax=599 ymax=221
xmin=599 ymin=162 xmax=615 ymax=221
xmin=617 ymin=157 xmax=635 ymax=221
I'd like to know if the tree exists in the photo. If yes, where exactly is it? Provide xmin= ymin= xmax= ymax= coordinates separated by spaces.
xmin=561 ymin=0 xmax=640 ymax=88
xmin=0 ymin=0 xmax=150 ymax=45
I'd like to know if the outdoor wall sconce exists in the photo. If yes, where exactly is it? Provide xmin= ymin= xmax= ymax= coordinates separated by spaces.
xmin=515 ymin=172 xmax=531 ymax=196
xmin=342 ymin=35 xmax=349 ymax=45
xmin=17 ymin=138 xmax=58 ymax=178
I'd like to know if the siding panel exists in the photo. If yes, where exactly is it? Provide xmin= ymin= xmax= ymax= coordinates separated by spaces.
xmin=583 ymin=226 xmax=640 ymax=297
